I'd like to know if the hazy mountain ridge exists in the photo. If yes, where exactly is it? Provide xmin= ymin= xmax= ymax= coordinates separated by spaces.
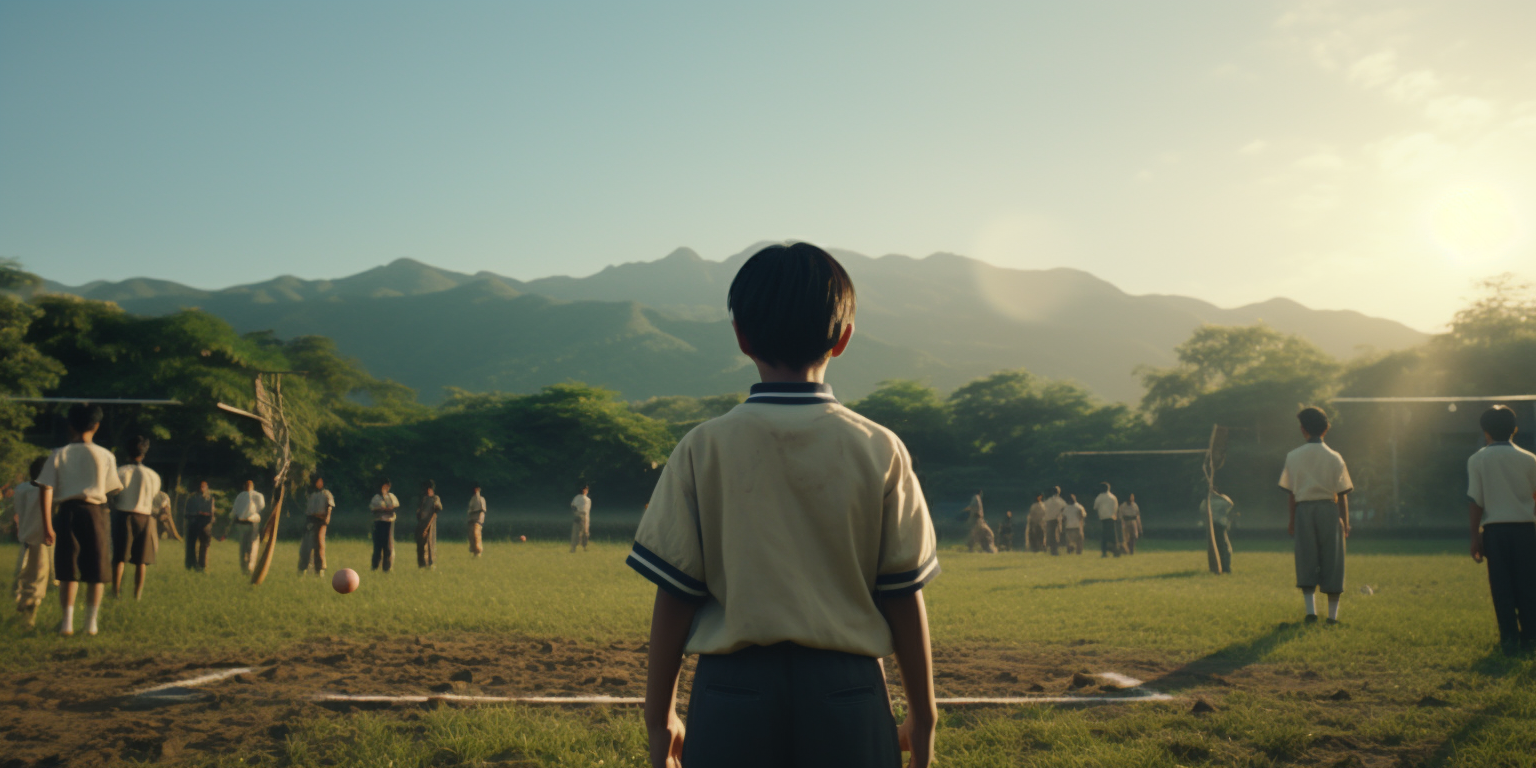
xmin=38 ymin=247 xmax=1428 ymax=404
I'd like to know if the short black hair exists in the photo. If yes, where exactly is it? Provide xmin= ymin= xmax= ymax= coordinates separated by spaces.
xmin=67 ymin=403 xmax=103 ymax=433
xmin=1298 ymin=406 xmax=1330 ymax=437
xmin=380 ymin=477 xmax=392 ymax=487
xmin=28 ymin=456 xmax=46 ymax=480
xmin=1052 ymin=486 xmax=1061 ymax=495
xmin=1102 ymin=481 xmax=1111 ymax=491
xmin=423 ymin=479 xmax=435 ymax=490
xmin=471 ymin=482 xmax=481 ymax=490
xmin=1481 ymin=405 xmax=1518 ymax=441
xmin=130 ymin=435 xmax=151 ymax=460
xmin=727 ymin=242 xmax=856 ymax=370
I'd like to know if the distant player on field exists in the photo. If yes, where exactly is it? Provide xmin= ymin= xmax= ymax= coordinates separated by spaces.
xmin=467 ymin=483 xmax=487 ymax=558
xmin=415 ymin=479 xmax=442 ymax=569
xmin=1025 ymin=493 xmax=1048 ymax=552
xmin=228 ymin=479 xmax=265 ymax=575
xmin=369 ymin=478 xmax=399 ymax=572
xmin=1062 ymin=493 xmax=1087 ymax=555
xmin=569 ymin=485 xmax=591 ymax=553
xmin=1044 ymin=487 xmax=1067 ymax=555
xmin=183 ymin=480 xmax=216 ymax=572
xmin=299 ymin=476 xmax=333 ymax=577
xmin=628 ymin=243 xmax=938 ymax=768
xmin=1093 ymin=482 xmax=1120 ymax=558
xmin=1119 ymin=493 xmax=1142 ymax=554
xmin=152 ymin=489 xmax=178 ymax=541
xmin=110 ymin=436 xmax=161 ymax=600
xmin=1280 ymin=406 xmax=1353 ymax=625
xmin=997 ymin=509 xmax=1014 ymax=552
xmin=963 ymin=491 xmax=996 ymax=553
xmin=38 ymin=404 xmax=122 ymax=636
xmin=13 ymin=457 xmax=55 ymax=630
xmin=1466 ymin=405 xmax=1536 ymax=656
xmin=1201 ymin=488 xmax=1235 ymax=574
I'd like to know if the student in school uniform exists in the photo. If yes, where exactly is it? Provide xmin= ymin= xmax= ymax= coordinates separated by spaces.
xmin=1202 ymin=489 xmax=1236 ymax=574
xmin=962 ymin=491 xmax=996 ymax=553
xmin=1093 ymin=482 xmax=1121 ymax=558
xmin=415 ymin=479 xmax=442 ymax=569
xmin=627 ymin=243 xmax=938 ymax=767
xmin=152 ymin=490 xmax=179 ymax=541
xmin=569 ymin=485 xmax=591 ymax=553
xmin=37 ymin=403 xmax=122 ymax=636
xmin=1280 ymin=407 xmax=1353 ymax=625
xmin=12 ymin=457 xmax=55 ymax=630
xmin=110 ymin=437 xmax=161 ymax=600
xmin=1043 ymin=487 xmax=1068 ymax=555
xmin=369 ymin=479 xmax=399 ymax=572
xmin=1119 ymin=493 xmax=1142 ymax=555
xmin=183 ymin=480 xmax=216 ymax=572
xmin=227 ymin=480 xmax=265 ymax=575
xmin=466 ymin=483 xmax=487 ymax=558
xmin=1466 ymin=405 xmax=1536 ymax=656
xmin=997 ymin=510 xmax=1014 ymax=552
xmin=1062 ymin=494 xmax=1087 ymax=554
xmin=1025 ymin=494 xmax=1048 ymax=552
xmin=298 ymin=476 xmax=333 ymax=577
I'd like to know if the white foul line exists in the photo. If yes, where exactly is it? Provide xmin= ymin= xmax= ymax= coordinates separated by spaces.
xmin=133 ymin=667 xmax=254 ymax=696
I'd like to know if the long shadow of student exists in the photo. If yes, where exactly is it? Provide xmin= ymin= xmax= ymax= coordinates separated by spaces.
xmin=1144 ymin=624 xmax=1306 ymax=693
xmin=1027 ymin=570 xmax=1204 ymax=591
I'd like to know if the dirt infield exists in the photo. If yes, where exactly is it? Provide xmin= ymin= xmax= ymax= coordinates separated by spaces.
xmin=0 ymin=631 xmax=1371 ymax=767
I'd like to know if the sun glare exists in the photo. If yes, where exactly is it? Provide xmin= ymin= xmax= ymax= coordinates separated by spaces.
xmin=1426 ymin=183 xmax=1525 ymax=265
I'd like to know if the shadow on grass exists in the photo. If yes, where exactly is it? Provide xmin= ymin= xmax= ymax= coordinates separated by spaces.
xmin=1143 ymin=624 xmax=1306 ymax=692
xmin=1027 ymin=570 xmax=1204 ymax=591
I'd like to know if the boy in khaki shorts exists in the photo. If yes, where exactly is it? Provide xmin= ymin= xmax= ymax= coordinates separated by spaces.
xmin=1062 ymin=494 xmax=1087 ymax=554
xmin=1280 ymin=407 xmax=1353 ymax=625
xmin=628 ymin=243 xmax=938 ymax=768
xmin=13 ymin=457 xmax=55 ymax=629
xmin=467 ymin=483 xmax=487 ymax=557
xmin=111 ymin=437 xmax=161 ymax=600
xmin=38 ymin=404 xmax=122 ymax=636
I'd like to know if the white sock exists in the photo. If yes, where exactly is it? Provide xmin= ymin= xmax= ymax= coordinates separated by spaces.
xmin=1303 ymin=592 xmax=1317 ymax=615
xmin=1327 ymin=595 xmax=1340 ymax=621
xmin=85 ymin=604 xmax=100 ymax=634
xmin=60 ymin=606 xmax=74 ymax=634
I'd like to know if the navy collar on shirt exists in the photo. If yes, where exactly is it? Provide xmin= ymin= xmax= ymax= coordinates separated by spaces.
xmin=745 ymin=382 xmax=839 ymax=405
xmin=1307 ymin=437 xmax=1324 ymax=444
xmin=1490 ymin=440 xmax=1513 ymax=446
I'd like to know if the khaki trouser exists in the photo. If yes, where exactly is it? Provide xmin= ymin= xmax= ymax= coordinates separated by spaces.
xmin=235 ymin=521 xmax=258 ymax=574
xmin=967 ymin=522 xmax=997 ymax=553
xmin=416 ymin=516 xmax=437 ymax=568
xmin=1121 ymin=517 xmax=1141 ymax=554
xmin=298 ymin=519 xmax=327 ymax=574
xmin=468 ymin=521 xmax=483 ymax=556
xmin=570 ymin=516 xmax=589 ymax=552
xmin=1046 ymin=520 xmax=1062 ymax=555
xmin=14 ymin=542 xmax=52 ymax=612
xmin=1026 ymin=520 xmax=1046 ymax=552
xmin=1064 ymin=527 xmax=1084 ymax=554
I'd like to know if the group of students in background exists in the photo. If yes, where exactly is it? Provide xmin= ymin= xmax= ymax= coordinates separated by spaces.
xmin=962 ymin=483 xmax=1143 ymax=557
xmin=6 ymin=402 xmax=608 ymax=635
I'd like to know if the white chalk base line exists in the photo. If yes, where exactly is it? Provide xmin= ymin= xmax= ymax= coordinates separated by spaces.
xmin=133 ymin=668 xmax=254 ymax=696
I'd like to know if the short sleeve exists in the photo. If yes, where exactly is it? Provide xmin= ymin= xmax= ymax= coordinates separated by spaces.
xmin=1278 ymin=455 xmax=1295 ymax=492
xmin=627 ymin=436 xmax=709 ymax=603
xmin=369 ymin=495 xmax=384 ymax=510
xmin=1334 ymin=455 xmax=1354 ymax=494
xmin=104 ymin=455 xmax=124 ymax=494
xmin=36 ymin=450 xmax=60 ymax=489
xmin=1467 ymin=454 xmax=1484 ymax=507
xmin=874 ymin=440 xmax=940 ymax=598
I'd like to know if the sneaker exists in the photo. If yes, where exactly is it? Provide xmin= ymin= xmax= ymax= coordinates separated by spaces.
xmin=1325 ymin=618 xmax=1340 ymax=626
xmin=1303 ymin=614 xmax=1319 ymax=624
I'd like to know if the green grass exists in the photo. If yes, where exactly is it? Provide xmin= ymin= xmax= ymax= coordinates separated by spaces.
xmin=4 ymin=538 xmax=1534 ymax=767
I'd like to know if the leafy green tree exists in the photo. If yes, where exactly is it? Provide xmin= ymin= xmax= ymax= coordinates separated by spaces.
xmin=0 ymin=258 xmax=42 ymax=291
xmin=848 ymin=380 xmax=957 ymax=470
xmin=0 ymin=296 xmax=65 ymax=482
xmin=631 ymin=393 xmax=745 ymax=438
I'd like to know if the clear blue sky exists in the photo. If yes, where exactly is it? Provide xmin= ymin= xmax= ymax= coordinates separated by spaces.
xmin=3 ymin=1 xmax=1533 ymax=331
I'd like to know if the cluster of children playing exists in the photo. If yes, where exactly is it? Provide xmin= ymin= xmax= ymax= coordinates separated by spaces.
xmin=7 ymin=407 xmax=599 ymax=632
xmin=7 ymin=243 xmax=1533 ymax=768
xmin=960 ymin=484 xmax=1145 ymax=557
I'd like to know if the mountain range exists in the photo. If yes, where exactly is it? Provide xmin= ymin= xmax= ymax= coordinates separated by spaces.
xmin=38 ymin=245 xmax=1429 ymax=404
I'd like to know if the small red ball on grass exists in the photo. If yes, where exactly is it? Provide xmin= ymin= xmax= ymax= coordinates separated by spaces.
xmin=332 ymin=568 xmax=360 ymax=594
xmin=519 ymin=535 xmax=527 ymax=542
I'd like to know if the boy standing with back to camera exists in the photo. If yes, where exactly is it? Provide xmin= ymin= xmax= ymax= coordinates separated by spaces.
xmin=38 ymin=404 xmax=122 ymax=636
xmin=1466 ymin=405 xmax=1536 ymax=656
xmin=628 ymin=243 xmax=939 ymax=768
xmin=1280 ymin=407 xmax=1353 ymax=625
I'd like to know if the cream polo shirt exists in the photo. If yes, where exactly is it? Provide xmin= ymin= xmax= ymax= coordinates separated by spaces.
xmin=1279 ymin=440 xmax=1354 ymax=503
xmin=1467 ymin=442 xmax=1536 ymax=525
xmin=1062 ymin=503 xmax=1087 ymax=529
xmin=1119 ymin=501 xmax=1140 ymax=519
xmin=370 ymin=492 xmax=400 ymax=522
xmin=627 ymin=382 xmax=940 ymax=659
xmin=1043 ymin=494 xmax=1067 ymax=522
xmin=37 ymin=443 xmax=122 ymax=505
xmin=1093 ymin=492 xmax=1119 ymax=521
xmin=232 ymin=491 xmax=266 ymax=524
xmin=1026 ymin=501 xmax=1047 ymax=524
xmin=114 ymin=463 xmax=162 ymax=514
xmin=152 ymin=491 xmax=170 ymax=515
xmin=570 ymin=494 xmax=592 ymax=520
xmin=307 ymin=489 xmax=335 ymax=521
xmin=467 ymin=493 xmax=487 ymax=524
xmin=14 ymin=482 xmax=46 ymax=545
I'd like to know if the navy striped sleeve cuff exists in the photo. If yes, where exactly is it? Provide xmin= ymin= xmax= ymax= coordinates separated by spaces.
xmin=874 ymin=554 xmax=941 ymax=598
xmin=626 ymin=542 xmax=709 ymax=604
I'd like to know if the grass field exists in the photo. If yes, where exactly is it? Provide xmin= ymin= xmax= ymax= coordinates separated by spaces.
xmin=2 ymin=537 xmax=1533 ymax=767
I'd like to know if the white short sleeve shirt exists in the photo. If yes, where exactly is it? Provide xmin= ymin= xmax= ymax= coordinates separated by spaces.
xmin=233 ymin=490 xmax=266 ymax=524
xmin=1062 ymin=503 xmax=1087 ymax=529
xmin=1093 ymin=492 xmax=1119 ymax=521
xmin=570 ymin=494 xmax=592 ymax=520
xmin=1043 ymin=495 xmax=1067 ymax=521
xmin=1467 ymin=442 xmax=1536 ymax=525
xmin=626 ymin=382 xmax=939 ymax=658
xmin=13 ymin=482 xmax=46 ymax=545
xmin=1279 ymin=440 xmax=1354 ymax=503
xmin=37 ymin=443 xmax=122 ymax=505
xmin=114 ymin=463 xmax=163 ymax=514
